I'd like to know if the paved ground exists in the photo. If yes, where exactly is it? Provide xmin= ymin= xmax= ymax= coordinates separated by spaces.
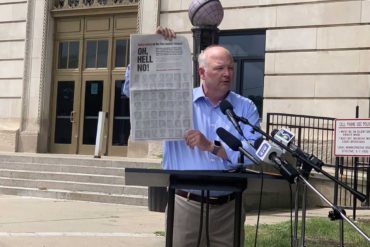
xmin=0 ymin=195 xmax=369 ymax=246
xmin=0 ymin=195 xmax=165 ymax=247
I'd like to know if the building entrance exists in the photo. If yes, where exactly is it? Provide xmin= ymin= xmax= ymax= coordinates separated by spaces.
xmin=50 ymin=12 xmax=136 ymax=156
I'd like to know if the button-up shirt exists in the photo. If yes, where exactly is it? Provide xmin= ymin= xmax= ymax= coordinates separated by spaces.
xmin=163 ymin=86 xmax=261 ymax=171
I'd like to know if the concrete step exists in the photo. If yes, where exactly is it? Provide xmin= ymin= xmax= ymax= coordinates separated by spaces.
xmin=0 ymin=186 xmax=147 ymax=206
xmin=0 ymin=169 xmax=125 ymax=185
xmin=0 ymin=152 xmax=162 ymax=205
xmin=0 ymin=153 xmax=161 ymax=169
xmin=0 ymin=162 xmax=125 ymax=176
xmin=0 ymin=177 xmax=147 ymax=195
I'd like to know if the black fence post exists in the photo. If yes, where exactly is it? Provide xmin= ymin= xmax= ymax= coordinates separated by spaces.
xmin=367 ymin=165 xmax=370 ymax=206
xmin=334 ymin=157 xmax=339 ymax=205
xmin=353 ymin=158 xmax=358 ymax=220
xmin=353 ymin=106 xmax=360 ymax=220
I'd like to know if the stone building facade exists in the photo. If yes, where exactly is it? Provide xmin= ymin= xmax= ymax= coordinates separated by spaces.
xmin=0 ymin=0 xmax=369 ymax=156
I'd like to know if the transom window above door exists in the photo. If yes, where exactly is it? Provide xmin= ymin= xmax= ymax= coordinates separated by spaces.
xmin=58 ymin=41 xmax=79 ymax=69
xmin=115 ymin=39 xmax=129 ymax=68
xmin=85 ymin=40 xmax=109 ymax=68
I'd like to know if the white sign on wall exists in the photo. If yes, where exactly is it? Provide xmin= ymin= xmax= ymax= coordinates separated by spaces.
xmin=334 ymin=119 xmax=370 ymax=156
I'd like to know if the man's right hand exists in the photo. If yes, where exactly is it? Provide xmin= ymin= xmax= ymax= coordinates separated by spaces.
xmin=156 ymin=26 xmax=176 ymax=40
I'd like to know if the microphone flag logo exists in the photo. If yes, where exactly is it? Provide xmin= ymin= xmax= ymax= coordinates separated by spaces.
xmin=256 ymin=142 xmax=270 ymax=160
xmin=275 ymin=129 xmax=295 ymax=146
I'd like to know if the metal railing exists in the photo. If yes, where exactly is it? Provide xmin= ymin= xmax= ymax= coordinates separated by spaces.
xmin=266 ymin=113 xmax=370 ymax=210
xmin=266 ymin=113 xmax=336 ymax=165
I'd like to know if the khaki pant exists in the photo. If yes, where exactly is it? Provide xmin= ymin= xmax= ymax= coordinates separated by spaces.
xmin=168 ymin=194 xmax=245 ymax=247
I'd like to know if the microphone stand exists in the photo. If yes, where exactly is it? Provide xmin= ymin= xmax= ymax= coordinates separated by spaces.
xmin=228 ymin=147 xmax=261 ymax=247
xmin=296 ymin=171 xmax=370 ymax=245
xmin=293 ymin=155 xmax=324 ymax=247
xmin=293 ymin=165 xmax=310 ymax=247
xmin=293 ymin=178 xmax=301 ymax=247
xmin=239 ymin=118 xmax=370 ymax=244
xmin=217 ymin=127 xmax=265 ymax=247
xmin=236 ymin=151 xmax=244 ymax=173
xmin=239 ymin=117 xmax=367 ymax=202
xmin=268 ymin=158 xmax=370 ymax=246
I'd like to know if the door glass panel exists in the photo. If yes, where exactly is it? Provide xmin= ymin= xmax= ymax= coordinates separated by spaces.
xmin=112 ymin=80 xmax=130 ymax=146
xmin=58 ymin=41 xmax=80 ymax=69
xmin=83 ymin=80 xmax=103 ymax=144
xmin=55 ymin=81 xmax=74 ymax=144
xmin=115 ymin=39 xmax=128 ymax=67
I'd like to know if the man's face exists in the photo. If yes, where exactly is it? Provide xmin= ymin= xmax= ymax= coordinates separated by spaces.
xmin=199 ymin=47 xmax=234 ymax=97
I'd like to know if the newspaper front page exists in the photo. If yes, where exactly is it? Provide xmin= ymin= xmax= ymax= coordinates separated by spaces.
xmin=129 ymin=34 xmax=193 ymax=140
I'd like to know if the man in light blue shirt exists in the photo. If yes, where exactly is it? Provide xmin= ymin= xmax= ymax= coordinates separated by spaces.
xmin=163 ymin=85 xmax=260 ymax=171
xmin=125 ymin=28 xmax=260 ymax=246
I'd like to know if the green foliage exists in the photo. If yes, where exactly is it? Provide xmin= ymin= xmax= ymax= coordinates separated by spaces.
xmin=245 ymin=217 xmax=370 ymax=247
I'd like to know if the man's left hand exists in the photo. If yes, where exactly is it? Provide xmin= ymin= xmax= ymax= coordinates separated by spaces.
xmin=184 ymin=130 xmax=212 ymax=152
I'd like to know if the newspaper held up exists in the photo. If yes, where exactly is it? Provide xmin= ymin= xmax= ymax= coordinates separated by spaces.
xmin=129 ymin=34 xmax=193 ymax=141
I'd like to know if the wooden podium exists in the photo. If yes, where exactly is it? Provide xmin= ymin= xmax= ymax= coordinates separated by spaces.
xmin=125 ymin=168 xmax=281 ymax=247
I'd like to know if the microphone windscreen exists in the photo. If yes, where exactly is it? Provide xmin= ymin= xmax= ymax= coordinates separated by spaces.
xmin=216 ymin=127 xmax=241 ymax=151
xmin=271 ymin=129 xmax=279 ymax=137
xmin=220 ymin=100 xmax=233 ymax=115
xmin=254 ymin=137 xmax=265 ymax=149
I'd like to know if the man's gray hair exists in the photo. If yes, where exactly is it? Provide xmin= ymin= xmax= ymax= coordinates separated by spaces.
xmin=198 ymin=50 xmax=207 ymax=68
xmin=197 ymin=45 xmax=233 ymax=69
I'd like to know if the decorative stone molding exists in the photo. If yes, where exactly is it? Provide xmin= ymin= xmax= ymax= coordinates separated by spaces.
xmin=53 ymin=0 xmax=139 ymax=10
xmin=38 ymin=1 xmax=50 ymax=127
xmin=37 ymin=0 xmax=55 ymax=153
xmin=20 ymin=0 xmax=35 ymax=132
xmin=137 ymin=0 xmax=159 ymax=34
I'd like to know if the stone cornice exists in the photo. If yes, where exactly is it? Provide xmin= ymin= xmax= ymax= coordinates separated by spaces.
xmin=52 ymin=0 xmax=139 ymax=17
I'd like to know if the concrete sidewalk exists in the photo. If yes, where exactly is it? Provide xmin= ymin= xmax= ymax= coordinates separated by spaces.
xmin=0 ymin=195 xmax=369 ymax=246
xmin=0 ymin=195 xmax=165 ymax=247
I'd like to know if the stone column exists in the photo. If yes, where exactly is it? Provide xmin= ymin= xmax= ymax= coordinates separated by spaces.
xmin=18 ymin=0 xmax=52 ymax=153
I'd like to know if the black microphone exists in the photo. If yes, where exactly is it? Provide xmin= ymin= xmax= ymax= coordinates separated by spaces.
xmin=271 ymin=156 xmax=299 ymax=184
xmin=254 ymin=136 xmax=265 ymax=150
xmin=216 ymin=127 xmax=242 ymax=151
xmin=216 ymin=127 xmax=259 ymax=165
xmin=271 ymin=128 xmax=313 ymax=159
xmin=220 ymin=100 xmax=243 ymax=136
xmin=255 ymin=139 xmax=298 ymax=183
xmin=271 ymin=128 xmax=300 ymax=153
xmin=255 ymin=139 xmax=284 ymax=166
xmin=271 ymin=128 xmax=323 ymax=175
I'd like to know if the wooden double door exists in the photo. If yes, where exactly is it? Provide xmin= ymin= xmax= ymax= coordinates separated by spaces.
xmin=50 ymin=14 xmax=136 ymax=156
